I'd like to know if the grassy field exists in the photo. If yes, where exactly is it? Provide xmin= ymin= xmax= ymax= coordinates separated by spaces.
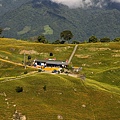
xmin=0 ymin=38 xmax=120 ymax=120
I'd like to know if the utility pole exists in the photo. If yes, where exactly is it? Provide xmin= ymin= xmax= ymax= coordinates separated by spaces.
xmin=24 ymin=53 xmax=26 ymax=69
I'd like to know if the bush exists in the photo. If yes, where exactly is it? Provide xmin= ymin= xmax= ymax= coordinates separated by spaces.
xmin=43 ymin=85 xmax=46 ymax=91
xmin=60 ymin=68 xmax=64 ymax=73
xmin=38 ymin=69 xmax=42 ymax=72
xmin=24 ymin=71 xmax=28 ymax=74
xmin=15 ymin=86 xmax=23 ymax=93
xmin=89 ymin=35 xmax=98 ymax=43
xmin=100 ymin=37 xmax=110 ymax=42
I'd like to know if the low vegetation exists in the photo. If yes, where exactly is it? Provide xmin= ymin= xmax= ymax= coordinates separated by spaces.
xmin=0 ymin=38 xmax=120 ymax=119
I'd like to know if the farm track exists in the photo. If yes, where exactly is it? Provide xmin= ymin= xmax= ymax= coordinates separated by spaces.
xmin=0 ymin=58 xmax=23 ymax=66
xmin=0 ymin=71 xmax=38 ymax=83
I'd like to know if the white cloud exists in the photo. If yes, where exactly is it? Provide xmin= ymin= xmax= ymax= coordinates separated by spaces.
xmin=51 ymin=0 xmax=101 ymax=8
xmin=51 ymin=0 xmax=120 ymax=8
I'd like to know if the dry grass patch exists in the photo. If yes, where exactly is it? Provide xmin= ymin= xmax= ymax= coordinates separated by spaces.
xmin=112 ymin=54 xmax=120 ymax=57
xmin=19 ymin=50 xmax=39 ymax=55
xmin=112 ymin=50 xmax=120 ymax=52
xmin=75 ymin=54 xmax=91 ymax=58
xmin=54 ymin=46 xmax=72 ymax=52
xmin=88 ymin=47 xmax=111 ymax=51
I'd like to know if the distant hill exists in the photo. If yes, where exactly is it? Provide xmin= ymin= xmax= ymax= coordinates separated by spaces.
xmin=0 ymin=0 xmax=120 ymax=42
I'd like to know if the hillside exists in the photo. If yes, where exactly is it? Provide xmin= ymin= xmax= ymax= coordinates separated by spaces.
xmin=0 ymin=38 xmax=120 ymax=119
xmin=0 ymin=0 xmax=120 ymax=42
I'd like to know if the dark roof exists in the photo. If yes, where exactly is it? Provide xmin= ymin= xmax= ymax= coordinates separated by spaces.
xmin=35 ymin=60 xmax=68 ymax=65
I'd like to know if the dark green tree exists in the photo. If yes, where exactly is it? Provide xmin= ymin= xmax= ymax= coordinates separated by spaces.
xmin=89 ymin=35 xmax=98 ymax=43
xmin=37 ymin=35 xmax=48 ymax=43
xmin=52 ymin=40 xmax=61 ymax=44
xmin=0 ymin=28 xmax=3 ymax=38
xmin=27 ymin=55 xmax=32 ymax=66
xmin=60 ymin=40 xmax=66 ymax=44
xmin=0 ymin=28 xmax=2 ymax=34
xmin=100 ymin=37 xmax=110 ymax=42
xmin=71 ymin=40 xmax=80 ymax=44
xmin=28 ymin=55 xmax=31 ymax=60
xmin=60 ymin=30 xmax=73 ymax=42
xmin=113 ymin=37 xmax=120 ymax=42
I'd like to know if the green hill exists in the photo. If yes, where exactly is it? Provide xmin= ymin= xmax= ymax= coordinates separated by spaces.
xmin=0 ymin=38 xmax=120 ymax=119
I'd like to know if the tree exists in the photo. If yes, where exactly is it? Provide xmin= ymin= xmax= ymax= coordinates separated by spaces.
xmin=0 ymin=28 xmax=3 ymax=38
xmin=0 ymin=28 xmax=2 ymax=34
xmin=89 ymin=35 xmax=98 ymax=43
xmin=28 ymin=55 xmax=31 ymax=60
xmin=100 ymin=37 xmax=110 ymax=42
xmin=52 ymin=40 xmax=61 ymax=44
xmin=113 ymin=37 xmax=120 ymax=42
xmin=37 ymin=35 xmax=48 ymax=43
xmin=60 ymin=40 xmax=66 ymax=44
xmin=71 ymin=40 xmax=80 ymax=44
xmin=27 ymin=55 xmax=32 ymax=66
xmin=60 ymin=30 xmax=73 ymax=42
xmin=50 ymin=53 xmax=53 ymax=56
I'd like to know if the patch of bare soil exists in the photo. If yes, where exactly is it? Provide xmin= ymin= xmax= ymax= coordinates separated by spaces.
xmin=54 ymin=46 xmax=71 ymax=52
xmin=20 ymin=50 xmax=39 ymax=55
xmin=112 ymin=54 xmax=120 ymax=57
xmin=75 ymin=54 xmax=91 ymax=58
xmin=112 ymin=50 xmax=120 ymax=53
xmin=88 ymin=47 xmax=111 ymax=51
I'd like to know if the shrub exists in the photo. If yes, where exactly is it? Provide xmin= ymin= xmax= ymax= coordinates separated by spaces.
xmin=100 ymin=37 xmax=110 ymax=42
xmin=43 ymin=85 xmax=46 ymax=91
xmin=15 ymin=86 xmax=23 ymax=93
xmin=60 ymin=68 xmax=64 ymax=73
xmin=24 ymin=71 xmax=28 ymax=74
xmin=38 ymin=69 xmax=42 ymax=72
xmin=50 ymin=53 xmax=53 ymax=56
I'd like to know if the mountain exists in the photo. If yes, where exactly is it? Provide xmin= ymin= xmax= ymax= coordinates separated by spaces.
xmin=0 ymin=0 xmax=120 ymax=42
xmin=0 ymin=0 xmax=31 ymax=16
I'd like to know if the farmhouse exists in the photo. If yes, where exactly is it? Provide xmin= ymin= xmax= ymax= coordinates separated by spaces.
xmin=33 ymin=59 xmax=68 ymax=68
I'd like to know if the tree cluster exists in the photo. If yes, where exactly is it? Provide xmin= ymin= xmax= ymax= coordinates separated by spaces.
xmin=25 ymin=29 xmax=120 ymax=44
xmin=37 ymin=30 xmax=73 ymax=44
xmin=37 ymin=35 xmax=48 ymax=43
xmin=88 ymin=35 xmax=120 ymax=43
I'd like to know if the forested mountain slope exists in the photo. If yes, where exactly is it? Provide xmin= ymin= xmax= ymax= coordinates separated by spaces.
xmin=0 ymin=0 xmax=120 ymax=42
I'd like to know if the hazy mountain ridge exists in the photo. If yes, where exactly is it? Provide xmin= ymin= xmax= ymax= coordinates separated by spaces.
xmin=0 ymin=0 xmax=32 ymax=16
xmin=0 ymin=0 xmax=120 ymax=41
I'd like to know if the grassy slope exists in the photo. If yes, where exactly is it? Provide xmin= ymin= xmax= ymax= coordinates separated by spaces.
xmin=0 ymin=73 xmax=120 ymax=120
xmin=72 ymin=42 xmax=120 ymax=87
xmin=0 ymin=38 xmax=120 ymax=119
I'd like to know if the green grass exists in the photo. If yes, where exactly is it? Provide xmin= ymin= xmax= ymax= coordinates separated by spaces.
xmin=43 ymin=25 xmax=53 ymax=35
xmin=72 ymin=42 xmax=120 ymax=87
xmin=17 ymin=26 xmax=31 ymax=35
xmin=0 ymin=73 xmax=120 ymax=120
xmin=0 ymin=38 xmax=120 ymax=119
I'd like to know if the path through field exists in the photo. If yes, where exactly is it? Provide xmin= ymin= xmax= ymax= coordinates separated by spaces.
xmin=68 ymin=45 xmax=78 ymax=64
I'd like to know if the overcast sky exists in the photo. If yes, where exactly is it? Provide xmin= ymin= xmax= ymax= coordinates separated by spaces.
xmin=51 ymin=0 xmax=120 ymax=8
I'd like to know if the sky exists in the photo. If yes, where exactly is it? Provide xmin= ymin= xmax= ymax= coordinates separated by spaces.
xmin=51 ymin=0 xmax=120 ymax=8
